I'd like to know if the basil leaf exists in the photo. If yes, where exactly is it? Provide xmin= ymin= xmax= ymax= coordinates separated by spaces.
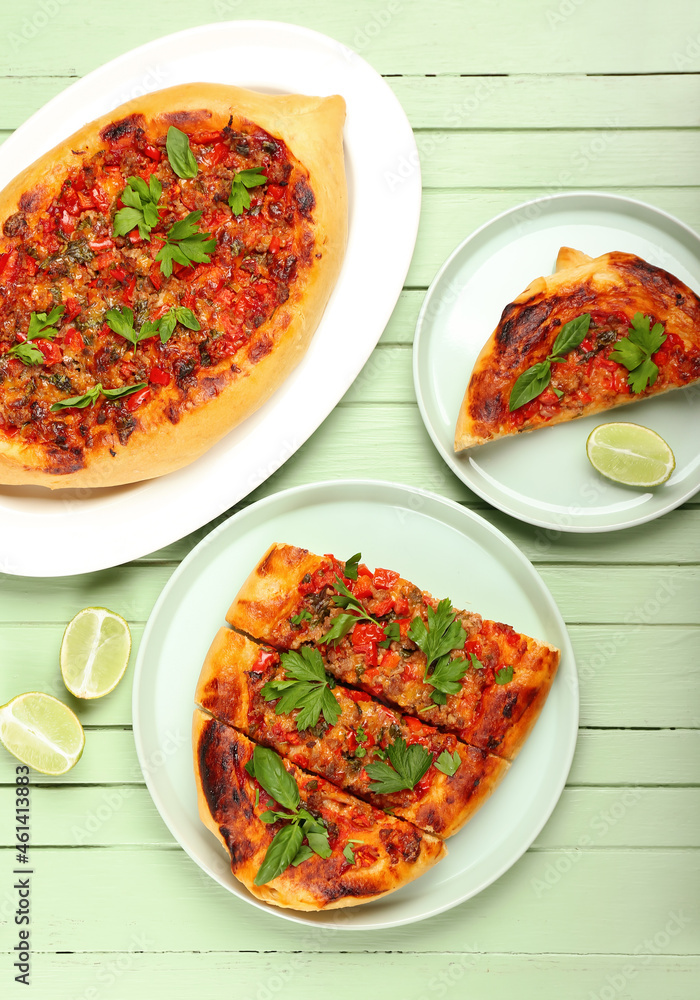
xmin=50 ymin=384 xmax=102 ymax=411
xmin=509 ymin=360 xmax=552 ymax=412
xmin=248 ymin=745 xmax=300 ymax=812
xmin=166 ymin=126 xmax=198 ymax=179
xmin=550 ymin=313 xmax=591 ymax=356
xmin=254 ymin=822 xmax=304 ymax=886
xmin=495 ymin=665 xmax=514 ymax=685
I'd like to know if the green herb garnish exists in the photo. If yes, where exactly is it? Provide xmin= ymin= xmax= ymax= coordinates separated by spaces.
xmin=408 ymin=598 xmax=468 ymax=704
xmin=509 ymin=313 xmax=591 ymax=411
xmin=245 ymin=746 xmax=331 ymax=885
xmin=228 ymin=168 xmax=267 ymax=216
xmin=343 ymin=552 xmax=361 ymax=581
xmin=364 ymin=736 xmax=433 ymax=794
xmin=155 ymin=211 xmax=216 ymax=278
xmin=113 ymin=175 xmax=162 ymax=241
xmin=49 ymin=381 xmax=147 ymax=411
xmin=166 ymin=126 xmax=198 ymax=179
xmin=434 ymin=750 xmax=461 ymax=777
xmin=342 ymin=840 xmax=363 ymax=865
xmin=156 ymin=305 xmax=201 ymax=344
xmin=261 ymin=646 xmax=341 ymax=731
xmin=495 ymin=665 xmax=514 ymax=685
xmin=608 ymin=312 xmax=666 ymax=393
xmin=10 ymin=305 xmax=66 ymax=364
xmin=290 ymin=610 xmax=312 ymax=626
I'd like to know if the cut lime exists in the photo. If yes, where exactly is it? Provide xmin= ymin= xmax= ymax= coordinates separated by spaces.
xmin=586 ymin=422 xmax=675 ymax=487
xmin=0 ymin=692 xmax=85 ymax=775
xmin=60 ymin=607 xmax=131 ymax=699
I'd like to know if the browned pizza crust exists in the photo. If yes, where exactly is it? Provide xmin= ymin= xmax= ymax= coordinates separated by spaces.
xmin=454 ymin=247 xmax=700 ymax=450
xmin=226 ymin=543 xmax=560 ymax=762
xmin=193 ymin=709 xmax=446 ymax=911
xmin=0 ymin=84 xmax=346 ymax=488
xmin=196 ymin=627 xmax=510 ymax=838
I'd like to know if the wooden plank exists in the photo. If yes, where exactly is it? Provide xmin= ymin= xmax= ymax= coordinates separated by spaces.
xmin=1 ymin=785 xmax=696 ymax=849
xmin=11 ymin=953 xmax=700 ymax=1000
xmin=3 ymin=726 xmax=697 ymax=787
xmin=2 ymin=0 xmax=699 ymax=76
xmin=3 ymin=74 xmax=699 ymax=132
xmin=1 ymin=847 xmax=696 ymax=954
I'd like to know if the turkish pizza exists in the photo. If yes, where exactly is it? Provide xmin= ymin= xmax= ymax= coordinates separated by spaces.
xmin=454 ymin=247 xmax=700 ymax=450
xmin=193 ymin=544 xmax=560 ymax=910
xmin=0 ymin=83 xmax=346 ymax=487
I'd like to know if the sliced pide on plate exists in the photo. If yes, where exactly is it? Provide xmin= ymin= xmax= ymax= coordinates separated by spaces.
xmin=0 ymin=83 xmax=346 ymax=488
xmin=226 ymin=544 xmax=560 ymax=761
xmin=454 ymin=247 xmax=700 ymax=451
xmin=196 ymin=628 xmax=509 ymax=838
xmin=193 ymin=710 xmax=446 ymax=911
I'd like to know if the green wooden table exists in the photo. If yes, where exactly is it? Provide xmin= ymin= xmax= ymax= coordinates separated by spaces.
xmin=1 ymin=2 xmax=699 ymax=997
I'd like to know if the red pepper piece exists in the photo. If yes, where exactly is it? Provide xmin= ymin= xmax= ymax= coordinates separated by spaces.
xmin=126 ymin=387 xmax=151 ymax=412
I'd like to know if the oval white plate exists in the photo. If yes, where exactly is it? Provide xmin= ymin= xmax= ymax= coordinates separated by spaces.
xmin=414 ymin=192 xmax=700 ymax=532
xmin=0 ymin=22 xmax=420 ymax=577
xmin=132 ymin=480 xmax=578 ymax=930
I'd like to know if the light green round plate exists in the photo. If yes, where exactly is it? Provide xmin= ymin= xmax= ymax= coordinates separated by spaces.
xmin=414 ymin=192 xmax=700 ymax=532
xmin=132 ymin=480 xmax=578 ymax=929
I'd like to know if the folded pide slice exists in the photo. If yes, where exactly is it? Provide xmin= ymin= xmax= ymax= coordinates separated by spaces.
xmin=196 ymin=628 xmax=509 ymax=838
xmin=454 ymin=247 xmax=700 ymax=450
xmin=226 ymin=544 xmax=560 ymax=760
xmin=193 ymin=710 xmax=446 ymax=911
xmin=0 ymin=83 xmax=346 ymax=487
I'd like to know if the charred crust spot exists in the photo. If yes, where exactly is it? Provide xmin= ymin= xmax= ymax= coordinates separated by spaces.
xmin=100 ymin=114 xmax=146 ymax=143
xmin=487 ymin=736 xmax=502 ymax=750
xmin=247 ymin=670 xmax=264 ymax=682
xmin=248 ymin=335 xmax=273 ymax=364
xmin=166 ymin=403 xmax=181 ymax=425
xmin=497 ymin=300 xmax=555 ymax=350
xmin=502 ymin=692 xmax=518 ymax=718
xmin=471 ymin=392 xmax=502 ymax=424
xmin=294 ymin=179 xmax=315 ymax=219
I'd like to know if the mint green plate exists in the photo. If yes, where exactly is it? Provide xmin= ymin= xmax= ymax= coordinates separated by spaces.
xmin=132 ymin=480 xmax=577 ymax=929
xmin=414 ymin=192 xmax=700 ymax=532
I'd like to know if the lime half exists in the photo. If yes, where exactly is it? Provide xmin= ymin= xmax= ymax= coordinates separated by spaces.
xmin=0 ymin=692 xmax=85 ymax=775
xmin=60 ymin=607 xmax=131 ymax=699
xmin=586 ymin=422 xmax=675 ymax=487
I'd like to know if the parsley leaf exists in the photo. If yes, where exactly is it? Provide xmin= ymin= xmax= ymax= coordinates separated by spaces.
xmin=261 ymin=647 xmax=341 ymax=731
xmin=229 ymin=168 xmax=267 ymax=216
xmin=49 ymin=381 xmax=147 ymax=411
xmin=156 ymin=305 xmax=201 ymax=345
xmin=342 ymin=840 xmax=363 ymax=864
xmin=608 ymin=312 xmax=667 ymax=393
xmin=166 ymin=126 xmax=198 ymax=179
xmin=364 ymin=736 xmax=433 ymax=794
xmin=319 ymin=575 xmax=400 ymax=646
xmin=467 ymin=652 xmax=485 ymax=670
xmin=27 ymin=305 xmax=65 ymax=341
xmin=318 ymin=612 xmax=358 ymax=645
xmin=155 ymin=210 xmax=216 ymax=277
xmin=408 ymin=599 xmax=467 ymax=669
xmin=509 ymin=313 xmax=591 ymax=411
xmin=104 ymin=306 xmax=156 ymax=349
xmin=427 ymin=655 xmax=469 ymax=703
xmin=495 ymin=665 xmax=514 ymax=685
xmin=434 ymin=750 xmax=461 ymax=777
xmin=113 ymin=175 xmax=162 ymax=241
xmin=246 ymin=746 xmax=331 ymax=885
xmin=290 ymin=610 xmax=312 ymax=626
xmin=343 ymin=552 xmax=361 ymax=581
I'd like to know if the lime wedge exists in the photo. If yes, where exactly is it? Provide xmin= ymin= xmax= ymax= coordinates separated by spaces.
xmin=586 ymin=422 xmax=675 ymax=487
xmin=0 ymin=692 xmax=85 ymax=775
xmin=60 ymin=607 xmax=131 ymax=699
